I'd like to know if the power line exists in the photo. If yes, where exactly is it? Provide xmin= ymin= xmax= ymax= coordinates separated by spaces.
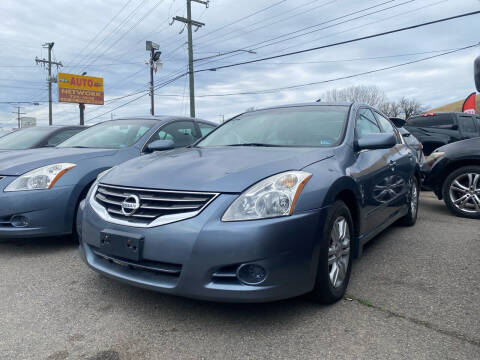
xmin=66 ymin=0 xmax=134 ymax=70
xmin=195 ymin=0 xmax=398 ymax=65
xmin=271 ymin=0 xmax=450 ymax=56
xmin=195 ymin=10 xmax=480 ymax=73
xmin=78 ymin=0 xmax=166 ymax=73
xmin=194 ymin=0 xmax=288 ymax=41
xmin=194 ymin=44 xmax=478 ymax=97
xmin=71 ymin=0 xmax=150 ymax=73
xmin=195 ymin=0 xmax=335 ymax=49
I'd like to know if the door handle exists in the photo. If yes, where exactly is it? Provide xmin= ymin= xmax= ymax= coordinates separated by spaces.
xmin=389 ymin=160 xmax=397 ymax=171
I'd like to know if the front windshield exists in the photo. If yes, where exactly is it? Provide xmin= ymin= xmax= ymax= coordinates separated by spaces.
xmin=0 ymin=127 xmax=53 ymax=150
xmin=197 ymin=106 xmax=349 ymax=147
xmin=58 ymin=120 xmax=156 ymax=149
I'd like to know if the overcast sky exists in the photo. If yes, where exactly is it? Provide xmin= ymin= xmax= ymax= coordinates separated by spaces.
xmin=0 ymin=0 xmax=479 ymax=129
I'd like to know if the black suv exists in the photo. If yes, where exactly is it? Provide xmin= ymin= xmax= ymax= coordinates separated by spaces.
xmin=405 ymin=113 xmax=480 ymax=155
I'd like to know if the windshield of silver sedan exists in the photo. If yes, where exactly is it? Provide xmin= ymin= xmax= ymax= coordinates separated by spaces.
xmin=197 ymin=105 xmax=349 ymax=147
xmin=58 ymin=120 xmax=156 ymax=149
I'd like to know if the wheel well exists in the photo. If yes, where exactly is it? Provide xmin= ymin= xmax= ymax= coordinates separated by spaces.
xmin=335 ymin=190 xmax=360 ymax=238
xmin=439 ymin=160 xmax=480 ymax=185
xmin=436 ymin=159 xmax=480 ymax=198
xmin=72 ymin=180 xmax=95 ymax=232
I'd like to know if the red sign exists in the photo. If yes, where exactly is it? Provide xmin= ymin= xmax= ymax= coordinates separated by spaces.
xmin=462 ymin=92 xmax=477 ymax=114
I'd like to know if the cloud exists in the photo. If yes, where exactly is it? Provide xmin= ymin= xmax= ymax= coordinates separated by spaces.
xmin=1 ymin=0 xmax=479 ymax=128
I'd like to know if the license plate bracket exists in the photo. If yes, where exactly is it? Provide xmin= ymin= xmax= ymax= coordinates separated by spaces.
xmin=99 ymin=229 xmax=144 ymax=262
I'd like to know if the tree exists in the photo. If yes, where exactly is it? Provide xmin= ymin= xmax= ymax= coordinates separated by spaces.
xmin=399 ymin=97 xmax=425 ymax=119
xmin=321 ymin=85 xmax=425 ymax=119
xmin=322 ymin=85 xmax=387 ymax=109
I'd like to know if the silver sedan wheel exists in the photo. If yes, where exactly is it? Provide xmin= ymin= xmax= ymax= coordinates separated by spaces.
xmin=328 ymin=216 xmax=350 ymax=288
xmin=449 ymin=172 xmax=480 ymax=214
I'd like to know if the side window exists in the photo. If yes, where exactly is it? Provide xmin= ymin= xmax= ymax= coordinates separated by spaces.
xmin=47 ymin=129 xmax=83 ymax=146
xmin=407 ymin=114 xmax=454 ymax=128
xmin=375 ymin=112 xmax=401 ymax=143
xmin=145 ymin=121 xmax=198 ymax=150
xmin=458 ymin=115 xmax=477 ymax=135
xmin=355 ymin=108 xmax=381 ymax=138
xmin=198 ymin=123 xmax=216 ymax=137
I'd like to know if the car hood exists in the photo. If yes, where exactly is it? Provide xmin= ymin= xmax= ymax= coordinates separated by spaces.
xmin=102 ymin=146 xmax=334 ymax=193
xmin=0 ymin=147 xmax=118 ymax=176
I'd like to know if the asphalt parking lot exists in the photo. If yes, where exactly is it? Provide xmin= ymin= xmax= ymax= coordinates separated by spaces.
xmin=0 ymin=192 xmax=478 ymax=360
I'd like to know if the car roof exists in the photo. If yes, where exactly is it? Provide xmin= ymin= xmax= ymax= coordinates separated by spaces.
xmin=102 ymin=115 xmax=216 ymax=126
xmin=18 ymin=125 xmax=85 ymax=130
xmin=244 ymin=102 xmax=354 ymax=113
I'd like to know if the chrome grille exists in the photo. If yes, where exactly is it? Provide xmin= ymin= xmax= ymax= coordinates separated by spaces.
xmin=95 ymin=183 xmax=218 ymax=225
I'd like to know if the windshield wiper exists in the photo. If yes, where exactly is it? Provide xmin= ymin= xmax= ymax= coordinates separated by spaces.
xmin=64 ymin=145 xmax=91 ymax=148
xmin=227 ymin=143 xmax=283 ymax=147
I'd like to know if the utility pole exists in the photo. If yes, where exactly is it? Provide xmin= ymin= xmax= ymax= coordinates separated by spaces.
xmin=12 ymin=106 xmax=26 ymax=129
xmin=146 ymin=41 xmax=162 ymax=116
xmin=35 ymin=42 xmax=62 ymax=125
xmin=172 ymin=0 xmax=208 ymax=118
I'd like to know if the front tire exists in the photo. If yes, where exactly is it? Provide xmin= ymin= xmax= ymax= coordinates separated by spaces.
xmin=312 ymin=200 xmax=353 ymax=304
xmin=442 ymin=166 xmax=480 ymax=219
xmin=399 ymin=176 xmax=419 ymax=226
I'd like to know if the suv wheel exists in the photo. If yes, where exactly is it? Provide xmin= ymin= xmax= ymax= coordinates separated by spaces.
xmin=442 ymin=166 xmax=480 ymax=219
xmin=312 ymin=201 xmax=353 ymax=304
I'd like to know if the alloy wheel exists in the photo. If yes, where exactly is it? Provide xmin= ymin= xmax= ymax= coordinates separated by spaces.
xmin=449 ymin=172 xmax=480 ymax=214
xmin=328 ymin=216 xmax=350 ymax=288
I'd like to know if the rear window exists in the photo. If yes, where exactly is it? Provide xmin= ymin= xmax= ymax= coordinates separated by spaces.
xmin=407 ymin=114 xmax=454 ymax=128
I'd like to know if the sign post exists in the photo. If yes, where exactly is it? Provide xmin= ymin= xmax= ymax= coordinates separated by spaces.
xmin=58 ymin=73 xmax=104 ymax=124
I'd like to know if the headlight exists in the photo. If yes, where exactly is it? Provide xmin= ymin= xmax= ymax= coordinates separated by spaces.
xmin=222 ymin=171 xmax=312 ymax=221
xmin=424 ymin=151 xmax=445 ymax=167
xmin=4 ymin=163 xmax=76 ymax=192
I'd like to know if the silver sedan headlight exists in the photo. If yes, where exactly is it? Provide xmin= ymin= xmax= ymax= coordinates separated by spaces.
xmin=222 ymin=171 xmax=312 ymax=221
xmin=4 ymin=163 xmax=76 ymax=192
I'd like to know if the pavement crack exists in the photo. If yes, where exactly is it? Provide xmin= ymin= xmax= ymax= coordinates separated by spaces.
xmin=345 ymin=295 xmax=480 ymax=347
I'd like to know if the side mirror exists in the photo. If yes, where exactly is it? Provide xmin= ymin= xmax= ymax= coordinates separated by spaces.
xmin=146 ymin=139 xmax=175 ymax=152
xmin=475 ymin=55 xmax=480 ymax=92
xmin=356 ymin=133 xmax=396 ymax=150
xmin=389 ymin=117 xmax=406 ymax=128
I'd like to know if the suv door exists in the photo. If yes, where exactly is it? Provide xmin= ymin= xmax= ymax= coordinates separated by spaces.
xmin=350 ymin=108 xmax=398 ymax=235
xmin=375 ymin=111 xmax=414 ymax=217
xmin=457 ymin=114 xmax=479 ymax=139
xmin=143 ymin=120 xmax=199 ymax=152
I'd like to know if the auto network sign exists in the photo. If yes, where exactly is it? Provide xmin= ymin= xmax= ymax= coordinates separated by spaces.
xmin=58 ymin=73 xmax=104 ymax=105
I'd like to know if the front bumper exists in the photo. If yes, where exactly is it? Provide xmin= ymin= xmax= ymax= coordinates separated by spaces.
xmin=0 ymin=176 xmax=76 ymax=239
xmin=80 ymin=193 xmax=328 ymax=302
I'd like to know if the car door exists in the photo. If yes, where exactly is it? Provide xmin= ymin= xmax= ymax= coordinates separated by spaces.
xmin=142 ymin=120 xmax=199 ymax=152
xmin=457 ymin=114 xmax=479 ymax=139
xmin=349 ymin=108 xmax=398 ymax=235
xmin=374 ymin=111 xmax=414 ymax=216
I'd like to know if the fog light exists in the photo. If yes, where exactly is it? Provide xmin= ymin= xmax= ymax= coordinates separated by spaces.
xmin=10 ymin=215 xmax=29 ymax=228
xmin=237 ymin=263 xmax=267 ymax=285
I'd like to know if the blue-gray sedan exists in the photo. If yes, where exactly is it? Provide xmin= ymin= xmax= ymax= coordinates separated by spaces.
xmin=0 ymin=116 xmax=215 ymax=239
xmin=79 ymin=103 xmax=420 ymax=303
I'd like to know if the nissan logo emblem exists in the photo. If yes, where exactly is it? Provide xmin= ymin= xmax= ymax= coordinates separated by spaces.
xmin=121 ymin=195 xmax=140 ymax=216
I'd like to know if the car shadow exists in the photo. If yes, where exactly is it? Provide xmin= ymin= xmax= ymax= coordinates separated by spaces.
xmin=0 ymin=235 xmax=78 ymax=254
xmin=89 ymin=272 xmax=336 ymax=329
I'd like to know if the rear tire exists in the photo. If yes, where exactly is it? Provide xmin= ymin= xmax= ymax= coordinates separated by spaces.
xmin=442 ymin=166 xmax=480 ymax=219
xmin=311 ymin=200 xmax=353 ymax=304
xmin=399 ymin=176 xmax=419 ymax=226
